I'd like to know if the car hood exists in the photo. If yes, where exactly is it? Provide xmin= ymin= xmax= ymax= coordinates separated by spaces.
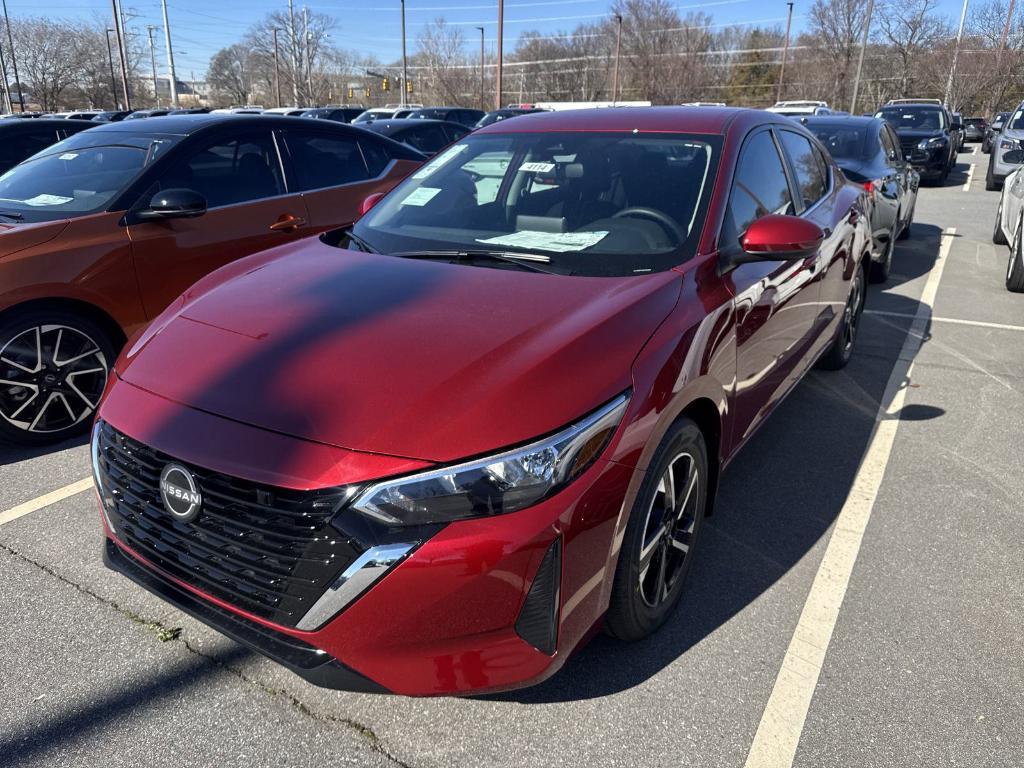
xmin=0 ymin=219 xmax=70 ymax=259
xmin=118 ymin=240 xmax=681 ymax=463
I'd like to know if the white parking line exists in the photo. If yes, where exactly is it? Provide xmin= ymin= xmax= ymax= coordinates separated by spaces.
xmin=866 ymin=309 xmax=1024 ymax=333
xmin=0 ymin=478 xmax=94 ymax=527
xmin=742 ymin=228 xmax=956 ymax=768
xmin=963 ymin=163 xmax=975 ymax=191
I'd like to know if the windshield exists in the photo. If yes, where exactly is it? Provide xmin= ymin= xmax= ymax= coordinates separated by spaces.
xmin=0 ymin=139 xmax=173 ymax=222
xmin=350 ymin=131 xmax=721 ymax=277
xmin=1007 ymin=109 xmax=1024 ymax=130
xmin=806 ymin=124 xmax=870 ymax=160
xmin=876 ymin=107 xmax=945 ymax=131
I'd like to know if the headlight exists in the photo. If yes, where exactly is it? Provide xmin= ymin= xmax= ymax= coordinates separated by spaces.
xmin=1000 ymin=138 xmax=1020 ymax=150
xmin=917 ymin=136 xmax=947 ymax=150
xmin=351 ymin=393 xmax=630 ymax=526
xmin=90 ymin=421 xmax=118 ymax=532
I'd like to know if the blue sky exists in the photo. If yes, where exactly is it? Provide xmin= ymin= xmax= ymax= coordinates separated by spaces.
xmin=10 ymin=0 xmax=971 ymax=79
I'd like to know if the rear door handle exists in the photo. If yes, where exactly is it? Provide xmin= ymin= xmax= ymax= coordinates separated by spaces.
xmin=270 ymin=214 xmax=307 ymax=232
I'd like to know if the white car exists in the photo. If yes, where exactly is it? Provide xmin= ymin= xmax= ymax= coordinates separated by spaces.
xmin=766 ymin=100 xmax=833 ymax=117
xmin=992 ymin=165 xmax=1024 ymax=291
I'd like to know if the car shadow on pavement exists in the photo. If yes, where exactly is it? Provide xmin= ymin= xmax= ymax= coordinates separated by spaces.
xmin=0 ymin=432 xmax=87 ymax=466
xmin=878 ymin=223 xmax=946 ymax=286
xmin=943 ymin=160 xmax=972 ymax=188
xmin=490 ymin=225 xmax=948 ymax=704
xmin=0 ymin=645 xmax=252 ymax=764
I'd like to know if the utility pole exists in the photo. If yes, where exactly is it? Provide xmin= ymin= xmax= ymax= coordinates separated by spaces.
xmin=2 ymin=0 xmax=23 ymax=111
xmin=990 ymin=0 xmax=1017 ymax=116
xmin=944 ymin=0 xmax=970 ymax=107
xmin=496 ymin=0 xmax=504 ymax=109
xmin=161 ymin=0 xmax=179 ymax=107
xmin=272 ymin=28 xmax=282 ymax=108
xmin=111 ymin=0 xmax=131 ymax=110
xmin=146 ymin=25 xmax=159 ymax=107
xmin=400 ymin=0 xmax=408 ymax=107
xmin=850 ymin=0 xmax=874 ymax=114
xmin=612 ymin=14 xmax=622 ymax=104
xmin=303 ymin=6 xmax=313 ymax=106
xmin=0 ymin=37 xmax=11 ymax=113
xmin=288 ymin=0 xmax=300 ymax=106
xmin=476 ymin=26 xmax=484 ymax=111
xmin=105 ymin=29 xmax=120 ymax=109
xmin=777 ymin=2 xmax=794 ymax=102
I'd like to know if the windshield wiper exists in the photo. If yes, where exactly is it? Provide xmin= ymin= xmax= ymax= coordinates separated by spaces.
xmin=390 ymin=249 xmax=567 ymax=276
xmin=0 ymin=211 xmax=24 ymax=221
xmin=345 ymin=230 xmax=379 ymax=253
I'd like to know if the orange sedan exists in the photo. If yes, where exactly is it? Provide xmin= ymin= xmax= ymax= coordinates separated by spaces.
xmin=0 ymin=114 xmax=423 ymax=444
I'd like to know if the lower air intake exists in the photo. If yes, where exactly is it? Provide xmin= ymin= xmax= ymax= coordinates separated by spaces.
xmin=515 ymin=537 xmax=561 ymax=655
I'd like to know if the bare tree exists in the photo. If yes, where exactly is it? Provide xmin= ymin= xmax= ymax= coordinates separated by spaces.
xmin=875 ymin=0 xmax=950 ymax=96
xmin=806 ymin=0 xmax=870 ymax=107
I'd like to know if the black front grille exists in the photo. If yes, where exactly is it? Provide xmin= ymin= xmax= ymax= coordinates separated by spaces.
xmin=899 ymin=136 xmax=919 ymax=157
xmin=95 ymin=420 xmax=362 ymax=627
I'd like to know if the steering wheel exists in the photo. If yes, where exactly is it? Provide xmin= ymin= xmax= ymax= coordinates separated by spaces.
xmin=612 ymin=207 xmax=687 ymax=243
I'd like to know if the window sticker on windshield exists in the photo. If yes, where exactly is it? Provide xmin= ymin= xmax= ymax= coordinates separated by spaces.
xmin=58 ymin=153 xmax=78 ymax=161
xmin=518 ymin=162 xmax=555 ymax=173
xmin=23 ymin=194 xmax=73 ymax=206
xmin=400 ymin=187 xmax=441 ymax=206
xmin=411 ymin=144 xmax=468 ymax=179
xmin=476 ymin=230 xmax=608 ymax=253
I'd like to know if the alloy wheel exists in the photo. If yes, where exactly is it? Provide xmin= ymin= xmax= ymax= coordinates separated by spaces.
xmin=0 ymin=324 xmax=109 ymax=434
xmin=842 ymin=270 xmax=864 ymax=355
xmin=637 ymin=451 xmax=700 ymax=608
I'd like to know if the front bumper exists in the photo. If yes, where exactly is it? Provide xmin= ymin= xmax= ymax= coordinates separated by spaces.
xmin=906 ymin=147 xmax=949 ymax=178
xmin=96 ymin=379 xmax=638 ymax=696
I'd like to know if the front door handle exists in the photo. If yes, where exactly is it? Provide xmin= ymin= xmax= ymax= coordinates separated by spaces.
xmin=270 ymin=214 xmax=307 ymax=232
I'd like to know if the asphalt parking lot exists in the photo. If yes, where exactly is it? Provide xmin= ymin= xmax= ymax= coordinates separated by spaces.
xmin=2 ymin=144 xmax=1022 ymax=768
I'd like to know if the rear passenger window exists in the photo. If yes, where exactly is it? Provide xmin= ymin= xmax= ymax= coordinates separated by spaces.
xmin=778 ymin=130 xmax=827 ymax=209
xmin=286 ymin=132 xmax=370 ymax=190
xmin=159 ymin=134 xmax=284 ymax=208
xmin=724 ymin=131 xmax=794 ymax=245
xmin=359 ymin=139 xmax=393 ymax=177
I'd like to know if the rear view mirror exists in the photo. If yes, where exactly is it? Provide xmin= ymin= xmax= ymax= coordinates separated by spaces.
xmin=137 ymin=188 xmax=207 ymax=220
xmin=359 ymin=192 xmax=386 ymax=217
xmin=740 ymin=214 xmax=825 ymax=260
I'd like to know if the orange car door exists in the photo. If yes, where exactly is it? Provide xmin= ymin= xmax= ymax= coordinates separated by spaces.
xmin=127 ymin=129 xmax=312 ymax=319
xmin=280 ymin=128 xmax=418 ymax=233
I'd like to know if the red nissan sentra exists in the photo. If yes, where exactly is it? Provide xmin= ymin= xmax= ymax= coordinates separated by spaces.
xmin=92 ymin=107 xmax=870 ymax=696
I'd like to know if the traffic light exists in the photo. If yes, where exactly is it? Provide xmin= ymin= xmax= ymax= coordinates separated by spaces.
xmin=406 ymin=79 xmax=414 ymax=95
xmin=347 ymin=87 xmax=354 ymax=100
xmin=382 ymin=77 xmax=391 ymax=92
xmin=364 ymin=86 xmax=371 ymax=98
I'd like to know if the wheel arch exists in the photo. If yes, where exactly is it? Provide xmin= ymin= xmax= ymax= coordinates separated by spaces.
xmin=0 ymin=297 xmax=128 ymax=350
xmin=676 ymin=398 xmax=722 ymax=518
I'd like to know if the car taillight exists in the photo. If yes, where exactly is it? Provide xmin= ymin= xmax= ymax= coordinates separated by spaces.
xmin=862 ymin=180 xmax=879 ymax=201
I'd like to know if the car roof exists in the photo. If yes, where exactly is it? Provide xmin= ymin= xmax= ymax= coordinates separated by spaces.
xmin=801 ymin=115 xmax=880 ymax=127
xmin=0 ymin=118 xmax=96 ymax=130
xmin=363 ymin=118 xmax=461 ymax=134
xmin=71 ymin=113 xmax=316 ymax=136
xmin=475 ymin=105 xmax=763 ymax=135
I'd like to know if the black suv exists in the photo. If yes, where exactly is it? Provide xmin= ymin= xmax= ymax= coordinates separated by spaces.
xmin=875 ymin=103 xmax=959 ymax=185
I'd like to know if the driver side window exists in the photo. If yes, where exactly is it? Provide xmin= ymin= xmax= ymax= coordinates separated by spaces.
xmin=723 ymin=130 xmax=794 ymax=248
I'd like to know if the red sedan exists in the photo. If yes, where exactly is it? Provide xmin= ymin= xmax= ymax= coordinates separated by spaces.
xmin=92 ymin=107 xmax=870 ymax=696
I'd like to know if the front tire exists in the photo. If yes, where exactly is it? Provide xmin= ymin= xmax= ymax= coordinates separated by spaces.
xmin=986 ymin=158 xmax=1001 ymax=191
xmin=1007 ymin=219 xmax=1024 ymax=293
xmin=994 ymin=198 xmax=1008 ymax=245
xmin=818 ymin=264 xmax=866 ymax=371
xmin=605 ymin=418 xmax=708 ymax=642
xmin=0 ymin=309 xmax=115 ymax=446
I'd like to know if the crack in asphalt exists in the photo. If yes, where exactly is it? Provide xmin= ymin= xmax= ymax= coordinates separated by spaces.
xmin=0 ymin=541 xmax=413 ymax=768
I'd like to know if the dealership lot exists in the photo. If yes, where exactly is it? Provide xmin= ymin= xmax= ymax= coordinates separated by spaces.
xmin=1 ymin=147 xmax=1022 ymax=767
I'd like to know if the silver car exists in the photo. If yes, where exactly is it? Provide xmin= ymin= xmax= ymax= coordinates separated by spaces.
xmin=990 ymin=161 xmax=1024 ymax=290
xmin=986 ymin=102 xmax=1024 ymax=190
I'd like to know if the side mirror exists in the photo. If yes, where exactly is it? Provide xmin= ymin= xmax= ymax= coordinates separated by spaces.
xmin=952 ymin=122 xmax=964 ymax=131
xmin=740 ymin=214 xmax=825 ymax=260
xmin=137 ymin=188 xmax=207 ymax=220
xmin=359 ymin=192 xmax=386 ymax=217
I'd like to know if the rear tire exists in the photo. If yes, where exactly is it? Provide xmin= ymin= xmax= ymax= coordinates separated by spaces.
xmin=605 ymin=417 xmax=708 ymax=642
xmin=993 ymin=198 xmax=1008 ymax=245
xmin=898 ymin=201 xmax=914 ymax=240
xmin=869 ymin=227 xmax=895 ymax=283
xmin=818 ymin=264 xmax=866 ymax=371
xmin=0 ymin=309 xmax=115 ymax=446
xmin=1007 ymin=219 xmax=1024 ymax=293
